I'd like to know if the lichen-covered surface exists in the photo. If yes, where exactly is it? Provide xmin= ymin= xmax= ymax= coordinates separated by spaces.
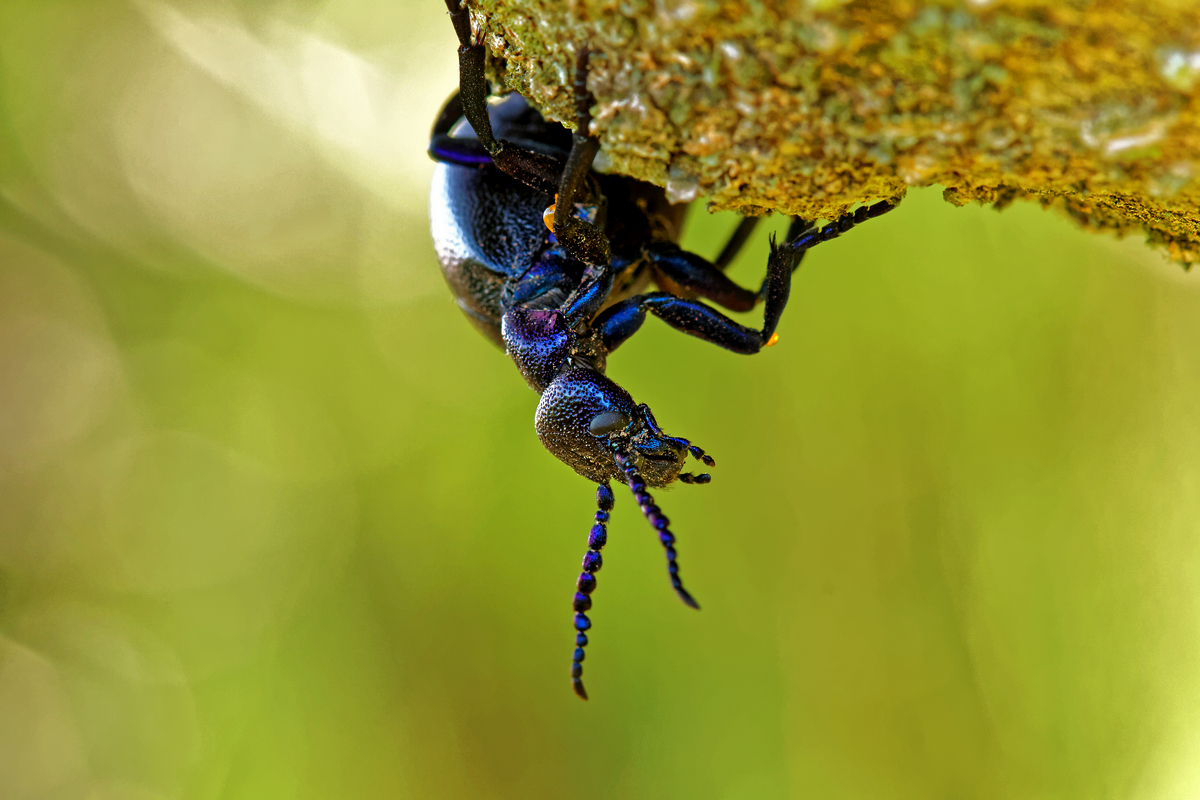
xmin=468 ymin=0 xmax=1200 ymax=265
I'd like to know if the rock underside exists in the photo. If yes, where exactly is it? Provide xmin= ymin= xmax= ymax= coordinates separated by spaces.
xmin=464 ymin=0 xmax=1200 ymax=265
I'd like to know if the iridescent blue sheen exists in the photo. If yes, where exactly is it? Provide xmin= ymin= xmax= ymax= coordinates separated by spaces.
xmin=597 ymin=485 xmax=615 ymax=510
xmin=429 ymin=7 xmax=897 ymax=697
xmin=588 ymin=524 xmax=607 ymax=549
xmin=571 ymin=482 xmax=613 ymax=699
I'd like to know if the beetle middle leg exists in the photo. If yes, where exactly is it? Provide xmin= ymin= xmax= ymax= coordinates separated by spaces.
xmin=644 ymin=241 xmax=764 ymax=313
xmin=644 ymin=214 xmax=816 ymax=313
xmin=595 ymin=201 xmax=897 ymax=354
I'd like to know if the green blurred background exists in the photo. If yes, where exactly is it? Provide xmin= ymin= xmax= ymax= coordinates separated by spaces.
xmin=2 ymin=1 xmax=1200 ymax=798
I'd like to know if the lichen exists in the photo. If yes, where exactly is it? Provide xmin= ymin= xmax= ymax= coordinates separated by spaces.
xmin=464 ymin=0 xmax=1200 ymax=266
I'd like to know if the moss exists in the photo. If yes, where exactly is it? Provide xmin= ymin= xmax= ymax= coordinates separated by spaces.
xmin=464 ymin=0 xmax=1200 ymax=265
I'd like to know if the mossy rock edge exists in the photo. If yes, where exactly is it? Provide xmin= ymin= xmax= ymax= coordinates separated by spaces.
xmin=464 ymin=0 xmax=1200 ymax=266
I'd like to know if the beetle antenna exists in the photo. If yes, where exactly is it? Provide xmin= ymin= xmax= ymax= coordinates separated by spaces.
xmin=571 ymin=482 xmax=613 ymax=700
xmin=610 ymin=441 xmax=701 ymax=610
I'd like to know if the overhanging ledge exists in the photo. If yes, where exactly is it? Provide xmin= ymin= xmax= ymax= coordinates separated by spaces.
xmin=461 ymin=0 xmax=1200 ymax=266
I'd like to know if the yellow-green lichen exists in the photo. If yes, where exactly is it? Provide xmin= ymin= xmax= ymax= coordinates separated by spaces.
xmin=464 ymin=0 xmax=1200 ymax=266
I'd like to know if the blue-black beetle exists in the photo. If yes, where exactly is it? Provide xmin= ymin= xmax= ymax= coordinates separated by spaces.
xmin=428 ymin=0 xmax=896 ymax=699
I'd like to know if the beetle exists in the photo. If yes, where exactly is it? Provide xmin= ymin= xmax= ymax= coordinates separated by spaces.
xmin=428 ymin=0 xmax=896 ymax=699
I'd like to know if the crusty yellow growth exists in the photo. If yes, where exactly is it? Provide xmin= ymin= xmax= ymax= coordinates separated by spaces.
xmin=466 ymin=0 xmax=1200 ymax=265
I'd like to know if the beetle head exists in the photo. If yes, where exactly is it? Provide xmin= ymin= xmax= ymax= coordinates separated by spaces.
xmin=535 ymin=366 xmax=709 ymax=486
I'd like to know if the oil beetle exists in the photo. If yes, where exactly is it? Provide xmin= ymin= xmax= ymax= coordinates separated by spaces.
xmin=428 ymin=0 xmax=896 ymax=699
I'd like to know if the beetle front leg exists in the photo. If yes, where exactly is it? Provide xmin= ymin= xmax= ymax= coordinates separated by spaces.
xmin=643 ymin=215 xmax=812 ymax=314
xmin=441 ymin=0 xmax=565 ymax=194
xmin=595 ymin=237 xmax=802 ymax=355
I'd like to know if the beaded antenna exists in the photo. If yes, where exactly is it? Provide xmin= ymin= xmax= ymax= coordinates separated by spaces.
xmin=569 ymin=439 xmax=714 ymax=700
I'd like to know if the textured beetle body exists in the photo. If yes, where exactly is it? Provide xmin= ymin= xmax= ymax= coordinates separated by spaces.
xmin=429 ymin=2 xmax=896 ymax=699
xmin=535 ymin=366 xmax=690 ymax=487
xmin=430 ymin=95 xmax=682 ymax=347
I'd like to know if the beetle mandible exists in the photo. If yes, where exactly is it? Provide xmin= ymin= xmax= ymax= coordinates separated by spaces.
xmin=428 ymin=0 xmax=897 ymax=699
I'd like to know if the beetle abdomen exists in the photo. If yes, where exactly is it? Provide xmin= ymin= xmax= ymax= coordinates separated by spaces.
xmin=430 ymin=161 xmax=553 ymax=343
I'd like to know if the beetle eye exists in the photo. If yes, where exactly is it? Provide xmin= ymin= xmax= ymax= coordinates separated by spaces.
xmin=589 ymin=410 xmax=631 ymax=436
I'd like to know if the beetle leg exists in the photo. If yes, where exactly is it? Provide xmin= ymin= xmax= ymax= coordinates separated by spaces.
xmin=759 ymin=201 xmax=896 ymax=336
xmin=643 ymin=215 xmax=812 ymax=312
xmin=713 ymin=216 xmax=762 ymax=271
xmin=591 ymin=296 xmax=645 ymax=352
xmin=644 ymin=241 xmax=760 ymax=312
xmin=551 ymin=48 xmax=611 ymax=267
xmin=561 ymin=262 xmax=616 ymax=325
xmin=504 ymin=252 xmax=582 ymax=309
xmin=571 ymin=483 xmax=614 ymax=700
xmin=442 ymin=0 xmax=565 ymax=195
xmin=597 ymin=292 xmax=774 ymax=354
xmin=594 ymin=203 xmax=894 ymax=355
